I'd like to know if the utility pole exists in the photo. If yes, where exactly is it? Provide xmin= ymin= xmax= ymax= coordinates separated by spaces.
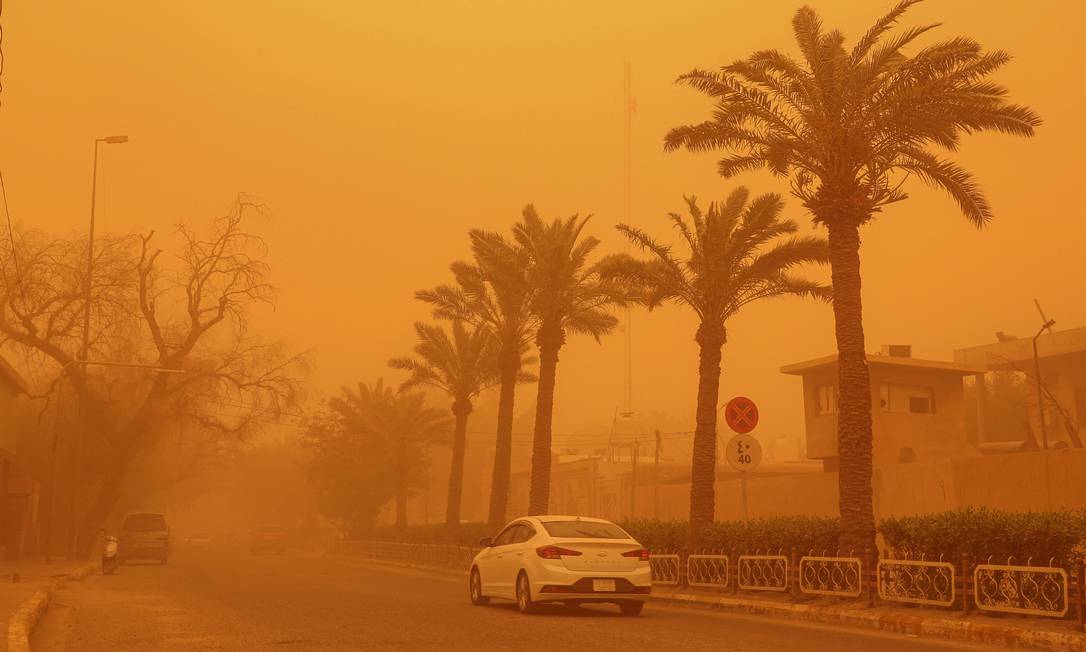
xmin=629 ymin=439 xmax=639 ymax=519
xmin=1032 ymin=299 xmax=1056 ymax=451
xmin=423 ymin=444 xmax=430 ymax=525
xmin=68 ymin=135 xmax=127 ymax=558
xmin=653 ymin=430 xmax=661 ymax=518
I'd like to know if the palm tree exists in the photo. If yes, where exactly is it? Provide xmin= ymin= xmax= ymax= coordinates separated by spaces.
xmin=664 ymin=0 xmax=1039 ymax=551
xmin=418 ymin=230 xmax=536 ymax=529
xmin=389 ymin=321 xmax=501 ymax=534
xmin=513 ymin=205 xmax=622 ymax=515
xmin=600 ymin=189 xmax=829 ymax=529
xmin=330 ymin=379 xmax=450 ymax=532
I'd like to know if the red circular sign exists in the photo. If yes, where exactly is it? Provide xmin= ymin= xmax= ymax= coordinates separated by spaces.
xmin=724 ymin=396 xmax=759 ymax=434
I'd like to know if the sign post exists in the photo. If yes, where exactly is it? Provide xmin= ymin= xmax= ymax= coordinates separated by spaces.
xmin=723 ymin=397 xmax=762 ymax=520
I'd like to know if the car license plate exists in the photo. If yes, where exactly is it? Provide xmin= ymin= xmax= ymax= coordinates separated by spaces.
xmin=593 ymin=579 xmax=616 ymax=592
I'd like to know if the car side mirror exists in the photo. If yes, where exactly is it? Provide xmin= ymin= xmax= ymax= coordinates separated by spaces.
xmin=478 ymin=537 xmax=493 ymax=548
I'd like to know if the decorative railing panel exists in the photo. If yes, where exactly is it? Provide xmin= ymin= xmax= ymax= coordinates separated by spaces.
xmin=974 ymin=564 xmax=1069 ymax=617
xmin=877 ymin=559 xmax=955 ymax=607
xmin=687 ymin=554 xmax=730 ymax=589
xmin=799 ymin=556 xmax=862 ymax=598
xmin=738 ymin=555 xmax=789 ymax=592
xmin=650 ymin=554 xmax=681 ymax=585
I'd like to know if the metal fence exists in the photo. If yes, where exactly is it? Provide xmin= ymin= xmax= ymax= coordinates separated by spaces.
xmin=738 ymin=554 xmax=789 ymax=592
xmin=687 ymin=554 xmax=730 ymax=590
xmin=799 ymin=555 xmax=863 ymax=598
xmin=650 ymin=553 xmax=682 ymax=585
xmin=332 ymin=540 xmax=1085 ymax=627
xmin=877 ymin=558 xmax=956 ymax=608
xmin=974 ymin=561 xmax=1069 ymax=618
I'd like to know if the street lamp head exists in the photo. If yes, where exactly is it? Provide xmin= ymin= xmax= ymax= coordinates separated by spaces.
xmin=103 ymin=135 xmax=129 ymax=144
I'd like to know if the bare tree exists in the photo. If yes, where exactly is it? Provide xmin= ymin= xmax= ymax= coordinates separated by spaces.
xmin=0 ymin=197 xmax=306 ymax=556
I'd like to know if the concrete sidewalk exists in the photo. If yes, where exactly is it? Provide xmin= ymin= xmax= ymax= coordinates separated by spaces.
xmin=0 ymin=559 xmax=96 ymax=652
xmin=328 ymin=552 xmax=1086 ymax=652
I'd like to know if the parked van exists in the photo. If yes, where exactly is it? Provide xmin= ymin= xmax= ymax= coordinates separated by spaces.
xmin=119 ymin=512 xmax=170 ymax=564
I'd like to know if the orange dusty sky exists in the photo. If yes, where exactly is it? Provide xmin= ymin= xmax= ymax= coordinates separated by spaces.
xmin=2 ymin=1 xmax=1084 ymax=449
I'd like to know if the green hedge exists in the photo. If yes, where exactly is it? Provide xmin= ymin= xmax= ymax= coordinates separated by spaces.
xmin=620 ymin=517 xmax=841 ymax=554
xmin=879 ymin=508 xmax=1086 ymax=566
xmin=366 ymin=508 xmax=1086 ymax=565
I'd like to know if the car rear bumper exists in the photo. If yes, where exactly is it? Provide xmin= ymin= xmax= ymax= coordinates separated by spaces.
xmin=528 ymin=565 xmax=652 ymax=601
xmin=535 ymin=592 xmax=650 ymax=604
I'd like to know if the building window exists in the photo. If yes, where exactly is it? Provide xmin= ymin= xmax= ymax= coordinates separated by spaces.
xmin=817 ymin=385 xmax=837 ymax=415
xmin=880 ymin=383 xmax=935 ymax=414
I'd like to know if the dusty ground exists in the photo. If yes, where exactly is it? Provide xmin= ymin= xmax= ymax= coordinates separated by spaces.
xmin=32 ymin=547 xmax=1012 ymax=651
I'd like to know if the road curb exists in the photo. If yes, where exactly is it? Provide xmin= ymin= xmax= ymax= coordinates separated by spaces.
xmin=654 ymin=591 xmax=1086 ymax=652
xmin=5 ymin=563 xmax=96 ymax=652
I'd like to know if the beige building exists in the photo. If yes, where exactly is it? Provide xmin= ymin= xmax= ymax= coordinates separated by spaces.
xmin=781 ymin=345 xmax=985 ymax=470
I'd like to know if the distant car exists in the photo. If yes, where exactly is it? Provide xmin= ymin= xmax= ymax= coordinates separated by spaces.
xmin=119 ymin=512 xmax=170 ymax=564
xmin=468 ymin=515 xmax=651 ymax=616
xmin=250 ymin=524 xmax=286 ymax=555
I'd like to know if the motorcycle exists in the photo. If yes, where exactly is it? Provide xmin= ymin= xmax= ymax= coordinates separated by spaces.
xmin=102 ymin=534 xmax=120 ymax=575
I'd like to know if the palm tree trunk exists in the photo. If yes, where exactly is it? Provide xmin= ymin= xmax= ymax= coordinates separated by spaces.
xmin=690 ymin=321 xmax=726 ymax=531
xmin=445 ymin=398 xmax=471 ymax=535
xmin=395 ymin=438 xmax=408 ymax=533
xmin=487 ymin=344 xmax=519 ymax=529
xmin=827 ymin=221 xmax=876 ymax=553
xmin=528 ymin=323 xmax=563 ymax=515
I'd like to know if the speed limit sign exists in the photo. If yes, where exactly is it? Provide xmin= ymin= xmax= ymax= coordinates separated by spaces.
xmin=725 ymin=433 xmax=762 ymax=472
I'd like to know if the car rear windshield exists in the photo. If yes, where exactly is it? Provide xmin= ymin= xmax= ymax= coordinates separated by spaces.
xmin=122 ymin=513 xmax=167 ymax=532
xmin=541 ymin=521 xmax=629 ymax=539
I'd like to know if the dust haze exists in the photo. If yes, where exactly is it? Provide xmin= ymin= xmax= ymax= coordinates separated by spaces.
xmin=1 ymin=1 xmax=1084 ymax=650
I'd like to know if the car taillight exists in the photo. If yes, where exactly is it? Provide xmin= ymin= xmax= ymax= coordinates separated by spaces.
xmin=536 ymin=545 xmax=583 ymax=560
xmin=622 ymin=548 xmax=650 ymax=561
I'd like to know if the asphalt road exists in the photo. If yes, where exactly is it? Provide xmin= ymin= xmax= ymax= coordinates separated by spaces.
xmin=33 ymin=548 xmax=1006 ymax=652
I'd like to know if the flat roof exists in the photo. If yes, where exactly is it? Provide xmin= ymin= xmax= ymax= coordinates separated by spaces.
xmin=781 ymin=353 xmax=985 ymax=377
xmin=0 ymin=352 xmax=30 ymax=394
xmin=954 ymin=326 xmax=1086 ymax=369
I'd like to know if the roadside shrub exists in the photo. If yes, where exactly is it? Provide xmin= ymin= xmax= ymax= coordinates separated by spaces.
xmin=620 ymin=517 xmax=840 ymax=554
xmin=364 ymin=509 xmax=1086 ymax=566
xmin=617 ymin=519 xmax=688 ymax=551
xmin=878 ymin=508 xmax=1086 ymax=567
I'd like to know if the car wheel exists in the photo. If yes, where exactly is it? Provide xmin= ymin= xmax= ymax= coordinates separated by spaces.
xmin=618 ymin=601 xmax=644 ymax=617
xmin=515 ymin=572 xmax=537 ymax=614
xmin=469 ymin=567 xmax=489 ymax=606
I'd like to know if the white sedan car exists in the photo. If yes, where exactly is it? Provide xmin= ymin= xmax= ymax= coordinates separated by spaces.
xmin=468 ymin=515 xmax=651 ymax=616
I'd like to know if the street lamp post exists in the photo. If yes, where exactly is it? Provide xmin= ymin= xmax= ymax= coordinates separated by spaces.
xmin=66 ymin=135 xmax=129 ymax=559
